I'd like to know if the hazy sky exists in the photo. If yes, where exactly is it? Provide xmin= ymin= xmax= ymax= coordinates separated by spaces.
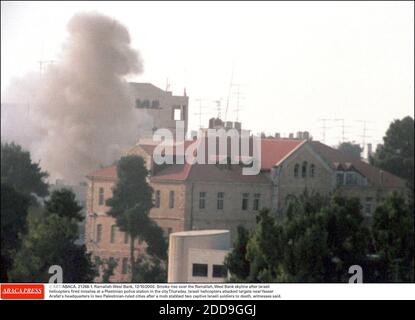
xmin=2 ymin=1 xmax=414 ymax=148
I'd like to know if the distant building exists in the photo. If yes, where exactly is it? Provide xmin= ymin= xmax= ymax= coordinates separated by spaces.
xmin=168 ymin=230 xmax=230 ymax=283
xmin=85 ymin=137 xmax=406 ymax=282
xmin=129 ymin=82 xmax=189 ymax=139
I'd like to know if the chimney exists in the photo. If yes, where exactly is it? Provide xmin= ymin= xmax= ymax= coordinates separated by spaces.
xmin=275 ymin=132 xmax=280 ymax=139
xmin=289 ymin=133 xmax=294 ymax=139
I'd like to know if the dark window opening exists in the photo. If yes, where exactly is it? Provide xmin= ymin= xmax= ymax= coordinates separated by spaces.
xmin=199 ymin=192 xmax=206 ymax=209
xmin=336 ymin=173 xmax=344 ymax=186
xmin=192 ymin=263 xmax=208 ymax=277
xmin=96 ymin=224 xmax=103 ymax=243
xmin=253 ymin=193 xmax=261 ymax=210
xmin=98 ymin=187 xmax=105 ymax=205
xmin=169 ymin=190 xmax=175 ymax=209
xmin=155 ymin=190 xmax=161 ymax=208
xmin=242 ymin=193 xmax=249 ymax=210
xmin=110 ymin=225 xmax=116 ymax=244
xmin=310 ymin=164 xmax=315 ymax=178
xmin=212 ymin=265 xmax=227 ymax=278
xmin=302 ymin=161 xmax=308 ymax=178
xmin=294 ymin=164 xmax=299 ymax=177
xmin=217 ymin=192 xmax=224 ymax=210
xmin=122 ymin=258 xmax=128 ymax=274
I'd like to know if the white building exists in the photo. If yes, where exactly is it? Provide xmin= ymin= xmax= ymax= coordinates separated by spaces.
xmin=168 ymin=230 xmax=230 ymax=283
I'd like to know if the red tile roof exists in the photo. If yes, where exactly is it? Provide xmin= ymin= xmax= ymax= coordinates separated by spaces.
xmin=151 ymin=163 xmax=270 ymax=183
xmin=310 ymin=141 xmax=406 ymax=188
xmin=86 ymin=165 xmax=117 ymax=180
xmin=260 ymin=139 xmax=305 ymax=169
xmin=87 ymin=139 xmax=305 ymax=181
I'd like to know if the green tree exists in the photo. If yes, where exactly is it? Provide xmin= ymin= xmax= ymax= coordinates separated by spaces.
xmin=337 ymin=142 xmax=363 ymax=159
xmin=370 ymin=116 xmax=414 ymax=195
xmin=1 ymin=142 xmax=49 ymax=199
xmin=372 ymin=192 xmax=414 ymax=282
xmin=96 ymin=257 xmax=119 ymax=283
xmin=106 ymin=155 xmax=167 ymax=282
xmin=226 ymin=191 xmax=371 ymax=283
xmin=9 ymin=190 xmax=96 ymax=282
xmin=224 ymin=226 xmax=251 ymax=282
xmin=45 ymin=188 xmax=83 ymax=221
xmin=0 ymin=183 xmax=30 ymax=282
xmin=245 ymin=210 xmax=283 ymax=282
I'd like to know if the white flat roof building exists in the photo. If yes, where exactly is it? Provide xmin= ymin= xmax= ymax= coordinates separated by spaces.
xmin=168 ymin=230 xmax=230 ymax=283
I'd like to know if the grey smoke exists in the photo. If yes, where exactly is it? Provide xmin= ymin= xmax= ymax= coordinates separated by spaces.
xmin=1 ymin=12 xmax=147 ymax=183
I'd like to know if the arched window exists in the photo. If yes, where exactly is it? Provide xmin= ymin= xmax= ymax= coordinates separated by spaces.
xmin=302 ymin=161 xmax=307 ymax=178
xmin=294 ymin=164 xmax=299 ymax=177
xmin=310 ymin=164 xmax=315 ymax=178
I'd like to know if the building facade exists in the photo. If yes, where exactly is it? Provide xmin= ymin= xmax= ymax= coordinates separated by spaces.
xmin=85 ymin=138 xmax=407 ymax=282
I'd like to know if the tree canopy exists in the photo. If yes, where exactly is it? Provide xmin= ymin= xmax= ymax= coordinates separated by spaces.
xmin=1 ymin=142 xmax=49 ymax=198
xmin=9 ymin=189 xmax=95 ymax=282
xmin=337 ymin=142 xmax=363 ymax=159
xmin=370 ymin=116 xmax=414 ymax=195
xmin=106 ymin=155 xmax=168 ymax=281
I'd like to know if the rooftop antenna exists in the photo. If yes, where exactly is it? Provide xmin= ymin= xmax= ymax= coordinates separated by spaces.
xmin=224 ymin=61 xmax=235 ymax=122
xmin=213 ymin=99 xmax=223 ymax=119
xmin=318 ymin=118 xmax=332 ymax=143
xmin=332 ymin=118 xmax=350 ymax=143
xmin=233 ymin=84 xmax=245 ymax=122
xmin=355 ymin=120 xmax=374 ymax=148
xmin=194 ymin=98 xmax=208 ymax=129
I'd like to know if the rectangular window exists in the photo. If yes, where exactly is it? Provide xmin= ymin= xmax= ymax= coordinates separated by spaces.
xmin=192 ymin=263 xmax=208 ymax=277
xmin=212 ymin=265 xmax=227 ymax=278
xmin=345 ymin=172 xmax=357 ymax=185
xmin=110 ymin=225 xmax=116 ymax=244
xmin=135 ymin=99 xmax=141 ymax=108
xmin=253 ymin=193 xmax=261 ymax=211
xmin=122 ymin=257 xmax=128 ymax=274
xmin=96 ymin=224 xmax=103 ymax=243
xmin=143 ymin=99 xmax=150 ymax=108
xmin=217 ymin=192 xmax=224 ymax=210
xmin=173 ymin=108 xmax=182 ymax=121
xmin=155 ymin=190 xmax=161 ymax=208
xmin=169 ymin=191 xmax=175 ymax=209
xmin=242 ymin=193 xmax=249 ymax=210
xmin=336 ymin=173 xmax=344 ymax=186
xmin=98 ymin=187 xmax=105 ymax=205
xmin=151 ymin=100 xmax=160 ymax=109
xmin=199 ymin=192 xmax=206 ymax=209
xmin=124 ymin=232 xmax=129 ymax=244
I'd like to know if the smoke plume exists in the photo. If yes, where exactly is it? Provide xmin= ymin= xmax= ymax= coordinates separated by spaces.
xmin=1 ymin=12 xmax=146 ymax=183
